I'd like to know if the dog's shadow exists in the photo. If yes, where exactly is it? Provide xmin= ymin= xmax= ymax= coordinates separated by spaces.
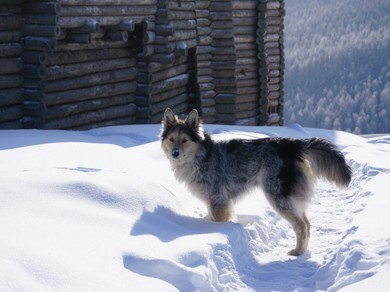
xmin=126 ymin=206 xmax=320 ymax=291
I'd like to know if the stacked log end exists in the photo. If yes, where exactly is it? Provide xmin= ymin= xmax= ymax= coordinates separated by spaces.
xmin=233 ymin=0 xmax=260 ymax=126
xmin=0 ymin=0 xmax=24 ymax=129
xmin=135 ymin=0 xmax=197 ymax=124
xmin=195 ymin=1 xmax=216 ymax=124
xmin=257 ymin=0 xmax=285 ymax=126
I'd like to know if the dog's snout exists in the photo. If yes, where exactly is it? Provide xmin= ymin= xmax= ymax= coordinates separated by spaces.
xmin=171 ymin=149 xmax=179 ymax=158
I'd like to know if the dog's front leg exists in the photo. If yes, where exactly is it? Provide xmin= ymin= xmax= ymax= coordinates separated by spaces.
xmin=208 ymin=195 xmax=233 ymax=222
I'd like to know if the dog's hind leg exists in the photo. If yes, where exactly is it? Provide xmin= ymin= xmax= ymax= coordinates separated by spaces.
xmin=278 ymin=209 xmax=310 ymax=256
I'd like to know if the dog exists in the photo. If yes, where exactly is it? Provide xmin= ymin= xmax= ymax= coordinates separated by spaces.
xmin=160 ymin=108 xmax=352 ymax=256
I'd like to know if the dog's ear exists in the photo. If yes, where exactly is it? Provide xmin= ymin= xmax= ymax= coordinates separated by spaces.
xmin=186 ymin=109 xmax=199 ymax=129
xmin=162 ymin=108 xmax=176 ymax=128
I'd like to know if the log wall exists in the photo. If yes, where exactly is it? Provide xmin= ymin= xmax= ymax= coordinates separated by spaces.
xmin=0 ymin=0 xmax=285 ymax=129
xmin=0 ymin=0 xmax=24 ymax=129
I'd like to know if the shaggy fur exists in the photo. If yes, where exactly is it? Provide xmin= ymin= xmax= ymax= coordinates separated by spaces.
xmin=160 ymin=108 xmax=352 ymax=256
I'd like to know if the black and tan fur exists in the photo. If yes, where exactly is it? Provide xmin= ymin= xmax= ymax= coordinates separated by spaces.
xmin=160 ymin=108 xmax=352 ymax=256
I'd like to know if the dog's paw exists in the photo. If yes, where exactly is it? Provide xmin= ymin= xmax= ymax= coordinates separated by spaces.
xmin=288 ymin=248 xmax=304 ymax=256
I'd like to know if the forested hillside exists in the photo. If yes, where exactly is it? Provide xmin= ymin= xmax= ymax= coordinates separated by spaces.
xmin=284 ymin=0 xmax=390 ymax=134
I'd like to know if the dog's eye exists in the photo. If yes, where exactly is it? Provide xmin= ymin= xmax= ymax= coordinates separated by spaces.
xmin=169 ymin=138 xmax=174 ymax=142
xmin=182 ymin=139 xmax=188 ymax=144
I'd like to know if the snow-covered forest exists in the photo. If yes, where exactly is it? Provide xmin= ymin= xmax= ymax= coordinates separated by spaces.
xmin=284 ymin=0 xmax=390 ymax=134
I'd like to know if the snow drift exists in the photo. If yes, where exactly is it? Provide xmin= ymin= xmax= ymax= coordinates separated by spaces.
xmin=0 ymin=124 xmax=389 ymax=291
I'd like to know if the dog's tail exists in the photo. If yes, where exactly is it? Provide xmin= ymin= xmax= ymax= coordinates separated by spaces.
xmin=302 ymin=138 xmax=352 ymax=188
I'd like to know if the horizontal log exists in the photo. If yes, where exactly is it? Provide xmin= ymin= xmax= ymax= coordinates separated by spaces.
xmin=25 ymin=14 xmax=59 ymax=25
xmin=0 ymin=58 xmax=23 ymax=75
xmin=232 ymin=10 xmax=257 ymax=18
xmin=0 ymin=5 xmax=21 ymax=14
xmin=72 ymin=19 xmax=100 ymax=33
xmin=147 ymin=92 xmax=189 ymax=116
xmin=0 ymin=75 xmax=23 ymax=89
xmin=234 ymin=35 xmax=257 ymax=43
xmin=195 ymin=1 xmax=211 ymax=10
xmin=59 ymin=15 xmax=154 ymax=29
xmin=0 ymin=43 xmax=23 ymax=57
xmin=22 ymin=101 xmax=46 ymax=116
xmin=168 ymin=29 xmax=196 ymax=42
xmin=210 ymin=20 xmax=233 ymax=30
xmin=23 ymin=24 xmax=61 ymax=37
xmin=197 ymin=18 xmax=211 ymax=27
xmin=158 ymin=0 xmax=195 ymax=11
xmin=235 ymin=93 xmax=259 ymax=103
xmin=23 ymin=2 xmax=61 ymax=14
xmin=258 ymin=17 xmax=282 ymax=26
xmin=216 ymin=101 xmax=258 ymax=114
xmin=0 ymin=119 xmax=22 ymax=129
xmin=23 ymin=36 xmax=57 ymax=52
xmin=156 ymin=9 xmax=195 ymax=21
xmin=209 ymin=2 xmax=232 ymax=12
xmin=195 ymin=9 xmax=209 ymax=18
xmin=143 ymin=31 xmax=155 ymax=44
xmin=61 ymin=5 xmax=157 ymax=16
xmin=137 ymin=61 xmax=171 ymax=73
xmin=65 ymin=32 xmax=91 ymax=44
xmin=155 ymin=24 xmax=175 ymax=36
xmin=46 ymin=81 xmax=137 ymax=106
xmin=170 ymin=19 xmax=196 ymax=30
xmin=209 ymin=12 xmax=231 ymax=21
xmin=47 ymin=48 xmax=135 ymax=65
xmin=22 ymin=64 xmax=46 ymax=79
xmin=236 ymin=86 xmax=259 ymax=95
xmin=104 ymin=31 xmax=128 ymax=42
xmin=0 ymin=0 xmax=23 ymax=4
xmin=233 ymin=26 xmax=256 ymax=35
xmin=195 ymin=52 xmax=212 ymax=61
xmin=0 ymin=30 xmax=21 ymax=43
xmin=46 ymin=67 xmax=137 ymax=93
xmin=104 ymin=19 xmax=134 ymax=31
xmin=46 ymin=58 xmax=136 ymax=80
xmin=137 ymin=45 xmax=154 ymax=57
xmin=136 ymin=63 xmax=188 ymax=83
xmin=215 ymin=93 xmax=235 ymax=104
xmin=24 ymin=89 xmax=45 ymax=102
xmin=46 ymin=93 xmax=135 ymax=119
xmin=236 ymin=78 xmax=259 ymax=88
xmin=232 ymin=17 xmax=257 ymax=27
xmin=200 ymin=97 xmax=216 ymax=107
xmin=199 ymin=90 xmax=216 ymax=99
xmin=44 ymin=103 xmax=137 ymax=129
xmin=136 ymin=73 xmax=189 ymax=95
xmin=0 ymin=105 xmax=22 ymax=123
xmin=59 ymin=0 xmax=157 ymax=5
xmin=154 ymin=43 xmax=175 ymax=54
xmin=22 ymin=51 xmax=47 ymax=65
xmin=0 ymin=88 xmax=23 ymax=106
xmin=24 ymin=78 xmax=47 ymax=90
xmin=136 ymin=86 xmax=187 ymax=105
xmin=232 ymin=1 xmax=257 ymax=10
xmin=147 ymin=53 xmax=175 ymax=64
xmin=175 ymin=41 xmax=189 ymax=56
xmin=0 ymin=14 xmax=24 ymax=30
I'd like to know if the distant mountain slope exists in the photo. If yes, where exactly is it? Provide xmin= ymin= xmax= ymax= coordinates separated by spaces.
xmin=284 ymin=0 xmax=390 ymax=134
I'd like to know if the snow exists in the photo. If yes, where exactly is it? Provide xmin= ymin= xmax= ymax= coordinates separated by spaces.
xmin=0 ymin=124 xmax=389 ymax=292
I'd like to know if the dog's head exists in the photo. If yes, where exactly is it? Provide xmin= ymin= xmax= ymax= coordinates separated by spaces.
xmin=160 ymin=108 xmax=204 ymax=164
